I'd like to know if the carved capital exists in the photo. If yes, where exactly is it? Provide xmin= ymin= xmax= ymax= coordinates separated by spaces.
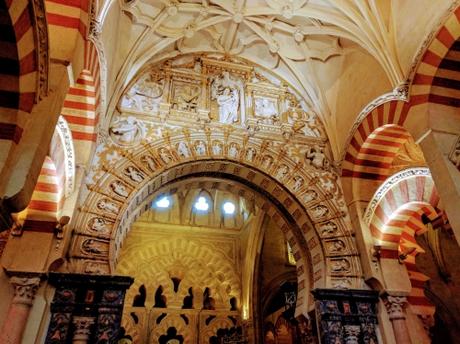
xmin=72 ymin=316 xmax=95 ymax=340
xmin=10 ymin=276 xmax=41 ymax=306
xmin=383 ymin=295 xmax=408 ymax=320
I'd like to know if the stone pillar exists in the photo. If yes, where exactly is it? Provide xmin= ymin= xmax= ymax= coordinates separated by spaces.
xmin=72 ymin=316 xmax=95 ymax=344
xmin=0 ymin=275 xmax=41 ymax=344
xmin=312 ymin=288 xmax=379 ymax=344
xmin=382 ymin=294 xmax=412 ymax=344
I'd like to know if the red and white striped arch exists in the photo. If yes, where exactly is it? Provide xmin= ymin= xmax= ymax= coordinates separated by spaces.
xmin=366 ymin=168 xmax=440 ymax=316
xmin=343 ymin=122 xmax=412 ymax=181
xmin=45 ymin=0 xmax=90 ymax=61
xmin=365 ymin=169 xmax=439 ymax=249
xmin=19 ymin=156 xmax=62 ymax=232
xmin=411 ymin=7 xmax=460 ymax=107
xmin=342 ymin=6 xmax=460 ymax=183
xmin=61 ymin=41 xmax=101 ymax=164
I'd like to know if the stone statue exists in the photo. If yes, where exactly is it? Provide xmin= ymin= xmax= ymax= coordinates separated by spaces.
xmin=255 ymin=97 xmax=278 ymax=124
xmin=159 ymin=148 xmax=172 ymax=164
xmin=311 ymin=205 xmax=329 ymax=219
xmin=331 ymin=259 xmax=350 ymax=272
xmin=262 ymin=155 xmax=273 ymax=169
xmin=211 ymin=71 xmax=241 ymax=124
xmin=195 ymin=141 xmax=206 ymax=155
xmin=97 ymin=199 xmax=120 ymax=214
xmin=177 ymin=142 xmax=190 ymax=158
xmin=228 ymin=143 xmax=239 ymax=158
xmin=141 ymin=155 xmax=157 ymax=171
xmin=111 ymin=181 xmax=129 ymax=198
xmin=109 ymin=116 xmax=145 ymax=146
xmin=121 ymin=74 xmax=163 ymax=112
xmin=293 ymin=177 xmax=304 ymax=191
xmin=320 ymin=221 xmax=338 ymax=236
xmin=246 ymin=148 xmax=256 ymax=161
xmin=82 ymin=239 xmax=108 ymax=255
xmin=276 ymin=165 xmax=289 ymax=179
xmin=305 ymin=145 xmax=329 ymax=169
xmin=124 ymin=166 xmax=144 ymax=183
xmin=89 ymin=218 xmax=109 ymax=234
xmin=303 ymin=189 xmax=318 ymax=203
xmin=212 ymin=141 xmax=223 ymax=155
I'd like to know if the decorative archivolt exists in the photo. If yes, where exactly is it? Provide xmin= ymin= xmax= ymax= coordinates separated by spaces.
xmin=70 ymin=118 xmax=362 ymax=308
xmin=115 ymin=55 xmax=326 ymax=143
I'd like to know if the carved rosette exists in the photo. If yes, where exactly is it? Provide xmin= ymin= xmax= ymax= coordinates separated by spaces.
xmin=10 ymin=276 xmax=41 ymax=306
xmin=383 ymin=295 xmax=408 ymax=320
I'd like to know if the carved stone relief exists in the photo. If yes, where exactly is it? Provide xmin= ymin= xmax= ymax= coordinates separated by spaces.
xmin=109 ymin=116 xmax=146 ymax=146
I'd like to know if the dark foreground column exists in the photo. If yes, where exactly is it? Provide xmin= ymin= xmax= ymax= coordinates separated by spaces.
xmin=44 ymin=273 xmax=133 ymax=344
xmin=312 ymin=289 xmax=379 ymax=344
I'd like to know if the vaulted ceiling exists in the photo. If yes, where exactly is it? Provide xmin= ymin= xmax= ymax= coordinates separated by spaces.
xmin=98 ymin=0 xmax=455 ymax=157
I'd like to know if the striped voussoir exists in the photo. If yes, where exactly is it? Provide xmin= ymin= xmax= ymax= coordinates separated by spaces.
xmin=0 ymin=0 xmax=39 ymax=143
xmin=22 ymin=156 xmax=62 ymax=232
xmin=343 ymin=121 xmax=412 ymax=181
xmin=412 ymin=7 xmax=460 ymax=108
xmin=343 ymin=7 xmax=460 ymax=182
xmin=369 ymin=174 xmax=439 ymax=249
xmin=62 ymin=41 xmax=100 ymax=142
xmin=45 ymin=0 xmax=89 ymax=38
xmin=369 ymin=173 xmax=440 ymax=317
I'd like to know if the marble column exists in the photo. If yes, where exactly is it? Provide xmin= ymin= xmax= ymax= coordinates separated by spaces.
xmin=0 ymin=275 xmax=41 ymax=344
xmin=72 ymin=316 xmax=95 ymax=344
xmin=383 ymin=294 xmax=412 ymax=344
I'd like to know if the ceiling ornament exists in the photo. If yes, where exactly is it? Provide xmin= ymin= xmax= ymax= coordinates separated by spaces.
xmin=120 ymin=0 xmax=404 ymax=99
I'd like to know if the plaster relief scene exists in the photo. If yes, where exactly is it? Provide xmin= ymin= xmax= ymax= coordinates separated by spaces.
xmin=0 ymin=0 xmax=459 ymax=344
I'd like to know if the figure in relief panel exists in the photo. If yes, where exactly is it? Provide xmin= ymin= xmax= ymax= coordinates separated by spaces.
xmin=211 ymin=72 xmax=241 ymax=124
xmin=255 ymin=97 xmax=278 ymax=124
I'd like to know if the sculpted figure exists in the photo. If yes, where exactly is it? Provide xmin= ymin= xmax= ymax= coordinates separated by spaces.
xmin=293 ymin=177 xmax=304 ymax=191
xmin=111 ymin=181 xmax=129 ymax=198
xmin=141 ymin=155 xmax=156 ymax=171
xmin=276 ymin=165 xmax=289 ymax=179
xmin=303 ymin=190 xmax=318 ymax=203
xmin=82 ymin=239 xmax=108 ymax=255
xmin=195 ymin=141 xmax=206 ymax=156
xmin=228 ymin=143 xmax=239 ymax=158
xmin=211 ymin=71 xmax=241 ymax=124
xmin=255 ymin=97 xmax=278 ymax=124
xmin=124 ymin=166 xmax=144 ymax=183
xmin=89 ymin=218 xmax=109 ymax=234
xmin=262 ymin=155 xmax=273 ymax=169
xmin=212 ymin=141 xmax=223 ymax=155
xmin=331 ymin=259 xmax=350 ymax=272
xmin=177 ymin=142 xmax=190 ymax=158
xmin=311 ymin=205 xmax=329 ymax=219
xmin=305 ymin=145 xmax=329 ymax=169
xmin=246 ymin=148 xmax=256 ymax=161
xmin=97 ymin=199 xmax=120 ymax=214
xmin=109 ymin=116 xmax=145 ymax=146
xmin=320 ymin=221 xmax=337 ymax=236
xmin=159 ymin=148 xmax=172 ymax=164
